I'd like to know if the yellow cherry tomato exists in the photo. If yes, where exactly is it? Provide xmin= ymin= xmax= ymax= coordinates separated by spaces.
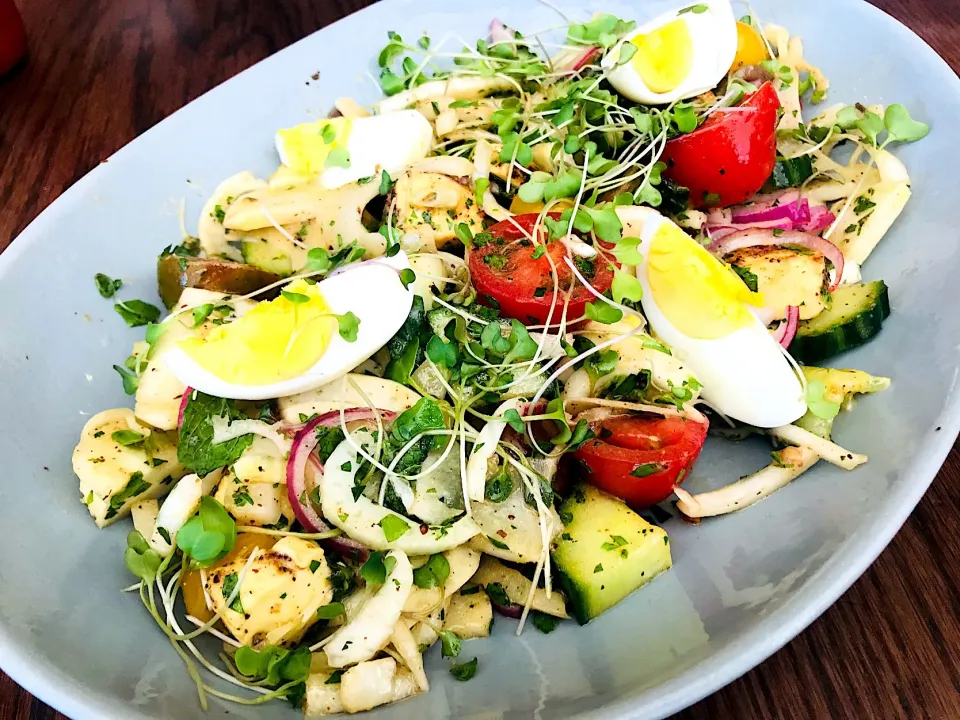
xmin=731 ymin=21 xmax=769 ymax=72
xmin=508 ymin=195 xmax=575 ymax=215
xmin=181 ymin=532 xmax=277 ymax=623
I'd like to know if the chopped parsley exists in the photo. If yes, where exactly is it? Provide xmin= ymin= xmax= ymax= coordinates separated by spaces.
xmin=222 ymin=573 xmax=245 ymax=613
xmin=105 ymin=471 xmax=150 ymax=520
xmin=853 ymin=195 xmax=877 ymax=215
xmin=483 ymin=254 xmax=508 ymax=271
xmin=532 ymin=611 xmax=560 ymax=634
xmin=630 ymin=463 xmax=664 ymax=477
xmin=94 ymin=273 xmax=123 ymax=298
xmin=231 ymin=487 xmax=254 ymax=507
xmin=316 ymin=602 xmax=345 ymax=619
xmin=601 ymin=535 xmax=629 ymax=551
xmin=449 ymin=657 xmax=478 ymax=681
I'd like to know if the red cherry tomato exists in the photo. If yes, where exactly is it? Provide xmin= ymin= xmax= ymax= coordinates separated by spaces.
xmin=573 ymin=413 xmax=708 ymax=509
xmin=468 ymin=213 xmax=615 ymax=325
xmin=661 ymin=81 xmax=780 ymax=208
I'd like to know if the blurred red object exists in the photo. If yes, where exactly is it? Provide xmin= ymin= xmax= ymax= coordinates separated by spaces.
xmin=0 ymin=0 xmax=26 ymax=76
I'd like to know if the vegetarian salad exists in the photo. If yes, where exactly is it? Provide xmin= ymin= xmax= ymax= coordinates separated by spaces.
xmin=73 ymin=1 xmax=929 ymax=714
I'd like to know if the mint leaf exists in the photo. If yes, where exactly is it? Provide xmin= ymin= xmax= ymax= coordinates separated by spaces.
xmin=177 ymin=391 xmax=254 ymax=478
xmin=439 ymin=630 xmax=462 ymax=657
xmin=115 ymin=299 xmax=161 ymax=327
xmin=95 ymin=273 xmax=123 ymax=298
xmin=413 ymin=554 xmax=450 ymax=588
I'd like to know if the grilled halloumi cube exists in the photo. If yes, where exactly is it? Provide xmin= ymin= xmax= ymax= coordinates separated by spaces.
xmin=339 ymin=658 xmax=420 ymax=714
xmin=73 ymin=408 xmax=186 ymax=528
xmin=391 ymin=171 xmax=484 ymax=247
xmin=725 ymin=245 xmax=829 ymax=320
xmin=203 ymin=537 xmax=332 ymax=648
xmin=444 ymin=591 xmax=493 ymax=639
xmin=214 ymin=437 xmax=295 ymax=528
xmin=304 ymin=671 xmax=345 ymax=716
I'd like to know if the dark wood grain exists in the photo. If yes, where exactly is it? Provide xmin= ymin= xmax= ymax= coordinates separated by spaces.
xmin=1 ymin=0 xmax=958 ymax=718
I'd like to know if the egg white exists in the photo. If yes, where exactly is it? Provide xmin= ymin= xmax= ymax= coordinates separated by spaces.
xmin=603 ymin=0 xmax=738 ymax=105
xmin=617 ymin=207 xmax=806 ymax=428
xmin=163 ymin=252 xmax=415 ymax=401
xmin=275 ymin=110 xmax=433 ymax=190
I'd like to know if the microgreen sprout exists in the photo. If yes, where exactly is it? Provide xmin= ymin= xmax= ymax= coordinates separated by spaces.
xmin=176 ymin=497 xmax=237 ymax=568
xmin=805 ymin=380 xmax=841 ymax=419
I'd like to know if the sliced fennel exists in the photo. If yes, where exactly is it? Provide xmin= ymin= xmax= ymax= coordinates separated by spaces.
xmin=323 ymin=550 xmax=412 ymax=667
xmin=320 ymin=430 xmax=480 ymax=553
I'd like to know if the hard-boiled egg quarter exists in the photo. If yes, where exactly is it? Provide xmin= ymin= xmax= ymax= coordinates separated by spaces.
xmin=163 ymin=253 xmax=415 ymax=400
xmin=275 ymin=110 xmax=433 ymax=190
xmin=616 ymin=206 xmax=806 ymax=428
xmin=603 ymin=0 xmax=738 ymax=105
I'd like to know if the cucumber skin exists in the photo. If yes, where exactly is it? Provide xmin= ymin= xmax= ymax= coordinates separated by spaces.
xmin=555 ymin=565 xmax=591 ymax=626
xmin=554 ymin=549 xmax=672 ymax=626
xmin=241 ymin=239 xmax=293 ymax=277
xmin=552 ymin=485 xmax=672 ymax=625
xmin=790 ymin=281 xmax=890 ymax=363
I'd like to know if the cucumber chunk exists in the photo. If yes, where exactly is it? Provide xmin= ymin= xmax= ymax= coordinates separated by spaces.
xmin=790 ymin=280 xmax=890 ymax=363
xmin=552 ymin=485 xmax=672 ymax=624
xmin=241 ymin=238 xmax=293 ymax=277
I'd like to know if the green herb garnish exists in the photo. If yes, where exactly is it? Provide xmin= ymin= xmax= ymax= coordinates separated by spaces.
xmin=95 ymin=273 xmax=123 ymax=298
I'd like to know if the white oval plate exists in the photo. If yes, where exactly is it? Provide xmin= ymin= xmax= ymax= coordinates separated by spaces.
xmin=1 ymin=1 xmax=959 ymax=718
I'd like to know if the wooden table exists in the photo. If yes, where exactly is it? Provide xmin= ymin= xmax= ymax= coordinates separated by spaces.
xmin=1 ymin=0 xmax=958 ymax=717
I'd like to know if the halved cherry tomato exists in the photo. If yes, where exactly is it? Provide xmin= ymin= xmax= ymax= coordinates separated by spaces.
xmin=573 ymin=413 xmax=708 ymax=508
xmin=468 ymin=213 xmax=615 ymax=325
xmin=731 ymin=21 xmax=769 ymax=72
xmin=661 ymin=81 xmax=780 ymax=208
xmin=181 ymin=532 xmax=276 ymax=622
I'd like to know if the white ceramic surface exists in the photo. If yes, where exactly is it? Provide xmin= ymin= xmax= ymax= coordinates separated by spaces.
xmin=1 ymin=1 xmax=958 ymax=718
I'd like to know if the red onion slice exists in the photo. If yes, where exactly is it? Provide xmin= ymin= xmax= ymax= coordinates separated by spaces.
xmin=491 ymin=599 xmax=524 ymax=619
xmin=708 ymin=229 xmax=845 ymax=292
xmin=571 ymin=46 xmax=601 ymax=71
xmin=710 ymin=192 xmax=835 ymax=238
xmin=798 ymin=205 xmax=836 ymax=234
xmin=772 ymin=306 xmax=800 ymax=348
xmin=554 ymin=46 xmax=600 ymax=73
xmin=707 ymin=207 xmax=733 ymax=226
xmin=707 ymin=217 xmax=794 ymax=240
xmin=489 ymin=18 xmax=514 ymax=45
xmin=731 ymin=198 xmax=811 ymax=225
xmin=281 ymin=407 xmax=396 ymax=436
xmin=285 ymin=408 xmax=398 ymax=533
xmin=739 ymin=188 xmax=801 ymax=211
xmin=326 ymin=536 xmax=371 ymax=562
xmin=177 ymin=387 xmax=194 ymax=428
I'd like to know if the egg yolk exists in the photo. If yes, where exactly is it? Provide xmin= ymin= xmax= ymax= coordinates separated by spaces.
xmin=276 ymin=118 xmax=353 ymax=175
xmin=647 ymin=222 xmax=764 ymax=340
xmin=179 ymin=279 xmax=336 ymax=386
xmin=630 ymin=19 xmax=694 ymax=94
xmin=509 ymin=195 xmax=575 ymax=215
